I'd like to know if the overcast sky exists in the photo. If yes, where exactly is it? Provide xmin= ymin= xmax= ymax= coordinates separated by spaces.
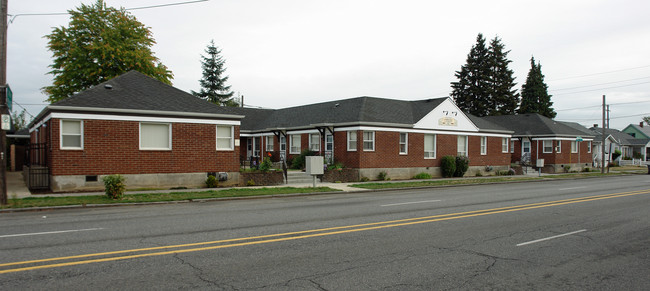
xmin=6 ymin=0 xmax=650 ymax=129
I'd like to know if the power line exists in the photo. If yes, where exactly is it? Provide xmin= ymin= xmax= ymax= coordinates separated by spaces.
xmin=548 ymin=65 xmax=650 ymax=82
xmin=552 ymin=81 xmax=650 ymax=96
xmin=8 ymin=0 xmax=210 ymax=23
xmin=556 ymin=100 xmax=650 ymax=112
xmin=550 ymin=76 xmax=650 ymax=92
xmin=562 ymin=112 xmax=650 ymax=122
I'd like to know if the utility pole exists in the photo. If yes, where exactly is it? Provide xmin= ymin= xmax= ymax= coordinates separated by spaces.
xmin=606 ymin=105 xmax=610 ymax=129
xmin=601 ymin=95 xmax=606 ymax=174
xmin=0 ymin=0 xmax=8 ymax=205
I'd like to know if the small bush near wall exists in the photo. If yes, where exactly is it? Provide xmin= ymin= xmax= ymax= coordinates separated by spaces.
xmin=441 ymin=156 xmax=456 ymax=178
xmin=413 ymin=172 xmax=432 ymax=179
xmin=206 ymin=175 xmax=218 ymax=188
xmin=454 ymin=156 xmax=470 ymax=177
xmin=377 ymin=171 xmax=388 ymax=181
xmin=239 ymin=171 xmax=284 ymax=186
xmin=103 ymin=174 xmax=126 ymax=199
xmin=291 ymin=149 xmax=317 ymax=169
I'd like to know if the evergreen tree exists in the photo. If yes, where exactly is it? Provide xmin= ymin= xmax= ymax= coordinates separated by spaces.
xmin=451 ymin=33 xmax=491 ymax=116
xmin=11 ymin=109 xmax=29 ymax=130
xmin=192 ymin=40 xmax=235 ymax=106
xmin=519 ymin=57 xmax=556 ymax=118
xmin=43 ymin=0 xmax=173 ymax=103
xmin=487 ymin=36 xmax=519 ymax=115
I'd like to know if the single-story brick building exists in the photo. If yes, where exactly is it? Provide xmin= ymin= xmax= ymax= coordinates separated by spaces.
xmin=27 ymin=71 xmax=243 ymax=191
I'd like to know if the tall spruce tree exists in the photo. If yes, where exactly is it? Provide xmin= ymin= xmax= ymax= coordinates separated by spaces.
xmin=487 ymin=36 xmax=519 ymax=115
xmin=518 ymin=56 xmax=556 ymax=118
xmin=192 ymin=40 xmax=235 ymax=106
xmin=451 ymin=33 xmax=491 ymax=116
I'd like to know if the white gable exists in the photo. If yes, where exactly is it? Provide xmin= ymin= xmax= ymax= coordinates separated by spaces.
xmin=413 ymin=98 xmax=479 ymax=132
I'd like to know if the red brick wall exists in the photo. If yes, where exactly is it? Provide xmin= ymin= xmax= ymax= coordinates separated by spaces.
xmin=45 ymin=118 xmax=239 ymax=176
xmin=511 ymin=139 xmax=592 ymax=165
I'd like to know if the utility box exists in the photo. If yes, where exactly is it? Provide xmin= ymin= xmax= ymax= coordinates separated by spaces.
xmin=305 ymin=156 xmax=324 ymax=175
xmin=536 ymin=159 xmax=544 ymax=168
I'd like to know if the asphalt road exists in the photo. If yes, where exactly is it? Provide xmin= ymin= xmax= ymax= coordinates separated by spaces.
xmin=1 ymin=175 xmax=649 ymax=290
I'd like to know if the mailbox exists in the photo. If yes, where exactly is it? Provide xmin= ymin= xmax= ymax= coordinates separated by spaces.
xmin=536 ymin=159 xmax=544 ymax=168
xmin=306 ymin=156 xmax=324 ymax=175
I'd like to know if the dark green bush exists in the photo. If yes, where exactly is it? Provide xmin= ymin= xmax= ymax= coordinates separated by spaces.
xmin=291 ymin=149 xmax=317 ymax=169
xmin=454 ymin=156 xmax=470 ymax=177
xmin=612 ymin=149 xmax=622 ymax=161
xmin=259 ymin=157 xmax=273 ymax=172
xmin=103 ymin=174 xmax=126 ymax=199
xmin=441 ymin=156 xmax=456 ymax=178
xmin=413 ymin=172 xmax=432 ymax=179
xmin=359 ymin=177 xmax=370 ymax=182
xmin=377 ymin=171 xmax=388 ymax=181
xmin=206 ymin=175 xmax=218 ymax=188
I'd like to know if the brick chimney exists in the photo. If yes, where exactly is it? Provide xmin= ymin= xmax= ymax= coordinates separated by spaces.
xmin=641 ymin=122 xmax=644 ymax=128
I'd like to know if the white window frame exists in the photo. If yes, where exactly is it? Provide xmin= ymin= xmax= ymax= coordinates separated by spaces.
xmin=140 ymin=122 xmax=172 ymax=151
xmin=457 ymin=135 xmax=468 ymax=157
xmin=347 ymin=131 xmax=357 ymax=151
xmin=543 ymin=140 xmax=553 ymax=153
xmin=266 ymin=136 xmax=274 ymax=152
xmin=588 ymin=141 xmax=592 ymax=153
xmin=571 ymin=141 xmax=578 ymax=153
xmin=363 ymin=131 xmax=375 ymax=151
xmin=325 ymin=133 xmax=333 ymax=151
xmin=399 ymin=132 xmax=408 ymax=155
xmin=60 ymin=119 xmax=83 ymax=150
xmin=424 ymin=134 xmax=436 ymax=159
xmin=290 ymin=134 xmax=301 ymax=154
xmin=216 ymin=125 xmax=234 ymax=151
xmin=556 ymin=140 xmax=562 ymax=153
xmin=280 ymin=135 xmax=287 ymax=152
xmin=510 ymin=140 xmax=515 ymax=153
xmin=480 ymin=136 xmax=487 ymax=155
xmin=310 ymin=133 xmax=320 ymax=151
xmin=502 ymin=138 xmax=508 ymax=153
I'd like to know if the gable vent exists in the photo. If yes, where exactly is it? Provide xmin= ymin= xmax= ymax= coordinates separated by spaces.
xmin=104 ymin=84 xmax=113 ymax=90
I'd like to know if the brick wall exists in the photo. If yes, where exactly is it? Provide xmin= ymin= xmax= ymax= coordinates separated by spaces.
xmin=44 ymin=118 xmax=240 ymax=176
xmin=511 ymin=139 xmax=592 ymax=166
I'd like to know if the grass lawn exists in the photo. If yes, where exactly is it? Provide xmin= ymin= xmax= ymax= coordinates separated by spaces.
xmin=1 ymin=187 xmax=339 ymax=209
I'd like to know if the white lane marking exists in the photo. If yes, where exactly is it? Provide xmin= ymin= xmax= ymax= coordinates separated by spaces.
xmin=558 ymin=186 xmax=587 ymax=191
xmin=0 ymin=228 xmax=104 ymax=238
xmin=516 ymin=229 xmax=587 ymax=247
xmin=381 ymin=200 xmax=441 ymax=207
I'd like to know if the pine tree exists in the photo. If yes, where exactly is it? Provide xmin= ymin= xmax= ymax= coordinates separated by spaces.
xmin=43 ymin=0 xmax=172 ymax=103
xmin=192 ymin=40 xmax=235 ymax=106
xmin=451 ymin=33 xmax=491 ymax=116
xmin=519 ymin=57 xmax=556 ymax=118
xmin=487 ymin=36 xmax=519 ymax=115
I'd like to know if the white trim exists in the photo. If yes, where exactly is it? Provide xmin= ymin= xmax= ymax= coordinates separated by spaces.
xmin=542 ymin=140 xmax=553 ymax=153
xmin=502 ymin=137 xmax=509 ymax=153
xmin=290 ymin=134 xmax=301 ymax=154
xmin=47 ymin=105 xmax=244 ymax=119
xmin=139 ymin=122 xmax=172 ymax=151
xmin=309 ymin=133 xmax=321 ymax=151
xmin=60 ymin=119 xmax=84 ymax=150
xmin=334 ymin=126 xmax=511 ymax=138
xmin=480 ymin=136 xmax=487 ymax=155
xmin=556 ymin=140 xmax=562 ymax=153
xmin=49 ymin=112 xmax=240 ymax=126
xmin=216 ymin=125 xmax=234 ymax=151
xmin=399 ymin=132 xmax=408 ymax=155
xmin=347 ymin=131 xmax=357 ymax=151
xmin=286 ymin=129 xmax=320 ymax=135
xmin=424 ymin=134 xmax=436 ymax=159
xmin=265 ymin=136 xmax=274 ymax=151
xmin=363 ymin=131 xmax=375 ymax=152
xmin=532 ymin=137 xmax=594 ymax=141
xmin=457 ymin=135 xmax=468 ymax=157
xmin=571 ymin=141 xmax=578 ymax=153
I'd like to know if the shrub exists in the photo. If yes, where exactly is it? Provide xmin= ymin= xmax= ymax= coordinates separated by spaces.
xmin=246 ymin=179 xmax=256 ymax=186
xmin=259 ymin=157 xmax=273 ymax=172
xmin=441 ymin=156 xmax=456 ymax=178
xmin=563 ymin=165 xmax=571 ymax=173
xmin=359 ymin=177 xmax=370 ymax=182
xmin=413 ymin=172 xmax=432 ymax=179
xmin=206 ymin=175 xmax=218 ymax=188
xmin=475 ymin=171 xmax=483 ymax=177
xmin=291 ymin=149 xmax=317 ymax=169
xmin=103 ymin=174 xmax=126 ymax=199
xmin=612 ymin=149 xmax=622 ymax=161
xmin=583 ymin=167 xmax=591 ymax=172
xmin=454 ymin=156 xmax=470 ymax=177
xmin=377 ymin=171 xmax=388 ymax=181
xmin=327 ymin=162 xmax=344 ymax=171
xmin=496 ymin=169 xmax=515 ymax=176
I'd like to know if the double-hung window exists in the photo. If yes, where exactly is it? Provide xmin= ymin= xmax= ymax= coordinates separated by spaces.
xmin=457 ymin=135 xmax=468 ymax=156
xmin=424 ymin=134 xmax=436 ymax=159
xmin=543 ymin=140 xmax=553 ymax=153
xmin=556 ymin=140 xmax=562 ymax=153
xmin=61 ymin=120 xmax=83 ymax=149
xmin=140 ymin=122 xmax=171 ymax=150
xmin=480 ymin=136 xmax=487 ymax=155
xmin=588 ymin=141 xmax=592 ymax=153
xmin=266 ymin=136 xmax=274 ymax=151
xmin=216 ymin=125 xmax=234 ymax=150
xmin=363 ymin=131 xmax=375 ymax=151
xmin=290 ymin=134 xmax=301 ymax=154
xmin=310 ymin=134 xmax=320 ymax=151
xmin=510 ymin=140 xmax=515 ymax=153
xmin=502 ymin=138 xmax=508 ymax=153
xmin=280 ymin=135 xmax=286 ymax=152
xmin=325 ymin=133 xmax=333 ymax=151
xmin=347 ymin=131 xmax=357 ymax=151
xmin=571 ymin=141 xmax=578 ymax=153
xmin=399 ymin=133 xmax=408 ymax=155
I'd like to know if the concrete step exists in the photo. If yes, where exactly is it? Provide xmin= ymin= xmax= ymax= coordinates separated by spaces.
xmin=286 ymin=171 xmax=319 ymax=184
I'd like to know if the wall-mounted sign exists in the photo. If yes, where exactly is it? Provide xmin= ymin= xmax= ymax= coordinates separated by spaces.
xmin=438 ymin=117 xmax=458 ymax=126
xmin=1 ymin=114 xmax=10 ymax=130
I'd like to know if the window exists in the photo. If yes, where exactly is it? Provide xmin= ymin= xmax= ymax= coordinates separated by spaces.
xmin=310 ymin=134 xmax=320 ymax=151
xmin=457 ymin=135 xmax=467 ymax=156
xmin=266 ymin=136 xmax=274 ymax=151
xmin=588 ymin=141 xmax=592 ymax=153
xmin=399 ymin=133 xmax=408 ymax=154
xmin=347 ymin=131 xmax=357 ymax=151
xmin=363 ymin=131 xmax=375 ymax=151
xmin=523 ymin=141 xmax=531 ymax=153
xmin=140 ymin=122 xmax=171 ymax=150
xmin=60 ymin=120 xmax=83 ymax=149
xmin=325 ymin=133 xmax=333 ymax=151
xmin=216 ymin=125 xmax=234 ymax=150
xmin=543 ymin=140 xmax=553 ymax=153
xmin=556 ymin=140 xmax=562 ymax=153
xmin=480 ymin=136 xmax=487 ymax=155
xmin=510 ymin=140 xmax=515 ymax=153
xmin=571 ymin=141 xmax=578 ymax=153
xmin=502 ymin=138 xmax=508 ymax=153
xmin=290 ymin=134 xmax=301 ymax=154
xmin=424 ymin=134 xmax=436 ymax=159
xmin=280 ymin=135 xmax=286 ymax=152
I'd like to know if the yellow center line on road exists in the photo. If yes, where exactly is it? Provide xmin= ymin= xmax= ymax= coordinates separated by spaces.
xmin=1 ymin=189 xmax=649 ymax=274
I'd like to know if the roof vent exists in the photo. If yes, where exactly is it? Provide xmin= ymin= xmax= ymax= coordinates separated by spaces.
xmin=334 ymin=103 xmax=340 ymax=108
xmin=104 ymin=84 xmax=113 ymax=90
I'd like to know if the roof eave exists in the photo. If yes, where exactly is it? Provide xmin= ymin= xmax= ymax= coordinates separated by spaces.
xmin=47 ymin=105 xmax=245 ymax=120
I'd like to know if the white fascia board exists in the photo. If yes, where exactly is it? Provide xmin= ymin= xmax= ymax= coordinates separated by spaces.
xmin=240 ymin=132 xmax=276 ymax=137
xmin=29 ymin=113 xmax=52 ymax=133
xmin=334 ymin=126 xmax=511 ymax=138
xmin=48 ymin=112 xmax=241 ymax=126
xmin=532 ymin=137 xmax=594 ymax=141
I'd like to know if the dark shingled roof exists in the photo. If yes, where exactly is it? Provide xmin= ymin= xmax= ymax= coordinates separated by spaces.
xmin=466 ymin=114 xmax=512 ymax=133
xmin=482 ymin=113 xmax=594 ymax=137
xmin=50 ymin=71 xmax=240 ymax=116
xmin=588 ymin=127 xmax=642 ymax=145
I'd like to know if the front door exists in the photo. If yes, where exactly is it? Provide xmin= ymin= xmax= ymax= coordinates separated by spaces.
xmin=522 ymin=140 xmax=531 ymax=164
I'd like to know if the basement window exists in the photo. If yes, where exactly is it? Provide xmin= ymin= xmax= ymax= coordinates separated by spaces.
xmin=85 ymin=175 xmax=98 ymax=182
